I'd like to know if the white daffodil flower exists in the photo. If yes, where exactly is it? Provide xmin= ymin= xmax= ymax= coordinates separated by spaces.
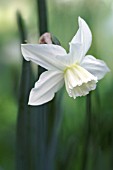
xmin=21 ymin=17 xmax=110 ymax=106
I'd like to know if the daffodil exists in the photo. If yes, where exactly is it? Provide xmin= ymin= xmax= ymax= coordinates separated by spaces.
xmin=21 ymin=17 xmax=110 ymax=106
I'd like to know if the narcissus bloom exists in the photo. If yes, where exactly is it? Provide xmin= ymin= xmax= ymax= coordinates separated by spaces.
xmin=21 ymin=17 xmax=110 ymax=105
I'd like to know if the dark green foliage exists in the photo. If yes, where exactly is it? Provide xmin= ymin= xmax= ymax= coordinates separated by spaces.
xmin=16 ymin=12 xmax=34 ymax=170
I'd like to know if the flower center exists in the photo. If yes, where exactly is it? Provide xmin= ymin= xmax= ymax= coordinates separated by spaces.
xmin=64 ymin=64 xmax=98 ymax=98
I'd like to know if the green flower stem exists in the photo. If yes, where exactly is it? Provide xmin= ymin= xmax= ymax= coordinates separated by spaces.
xmin=16 ymin=12 xmax=33 ymax=170
xmin=37 ymin=1 xmax=63 ymax=169
xmin=35 ymin=0 xmax=49 ymax=169
xmin=81 ymin=93 xmax=91 ymax=170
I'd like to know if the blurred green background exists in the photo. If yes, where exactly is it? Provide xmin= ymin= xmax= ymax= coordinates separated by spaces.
xmin=0 ymin=0 xmax=113 ymax=169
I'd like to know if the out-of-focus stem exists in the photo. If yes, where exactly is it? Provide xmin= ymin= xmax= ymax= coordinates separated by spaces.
xmin=35 ymin=0 xmax=48 ymax=170
xmin=37 ymin=0 xmax=48 ymax=36
xmin=16 ymin=12 xmax=32 ymax=170
xmin=81 ymin=93 xmax=91 ymax=170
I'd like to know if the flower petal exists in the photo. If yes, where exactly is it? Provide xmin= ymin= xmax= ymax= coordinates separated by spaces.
xmin=21 ymin=44 xmax=67 ymax=70
xmin=28 ymin=70 xmax=64 ymax=105
xmin=69 ymin=17 xmax=92 ymax=63
xmin=81 ymin=55 xmax=110 ymax=80
xmin=69 ymin=43 xmax=83 ymax=64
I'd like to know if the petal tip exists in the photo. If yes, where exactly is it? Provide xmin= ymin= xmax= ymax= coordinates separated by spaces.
xmin=78 ymin=16 xmax=82 ymax=22
xmin=28 ymin=101 xmax=38 ymax=106
xmin=28 ymin=97 xmax=41 ymax=106
xmin=28 ymin=102 xmax=32 ymax=106
xmin=21 ymin=44 xmax=30 ymax=61
xmin=78 ymin=16 xmax=85 ymax=25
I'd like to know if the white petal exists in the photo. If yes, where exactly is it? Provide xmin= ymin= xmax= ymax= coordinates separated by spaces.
xmin=69 ymin=17 xmax=92 ymax=63
xmin=69 ymin=43 xmax=83 ymax=65
xmin=21 ymin=44 xmax=67 ymax=70
xmin=81 ymin=55 xmax=110 ymax=80
xmin=28 ymin=70 xmax=64 ymax=105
